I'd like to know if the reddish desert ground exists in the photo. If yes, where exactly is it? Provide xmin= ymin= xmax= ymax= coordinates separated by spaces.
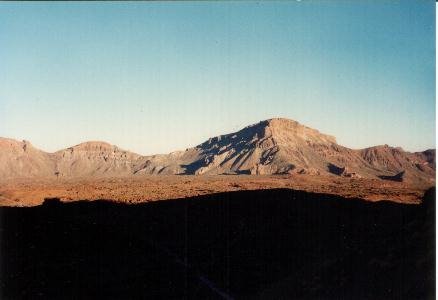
xmin=0 ymin=174 xmax=430 ymax=207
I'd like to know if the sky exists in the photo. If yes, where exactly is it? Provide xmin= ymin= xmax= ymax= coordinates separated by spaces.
xmin=0 ymin=1 xmax=435 ymax=155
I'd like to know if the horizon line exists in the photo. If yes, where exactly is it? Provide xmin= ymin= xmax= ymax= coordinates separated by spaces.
xmin=1 ymin=117 xmax=435 ymax=156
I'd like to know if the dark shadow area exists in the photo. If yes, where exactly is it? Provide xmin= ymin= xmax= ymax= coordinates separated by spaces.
xmin=235 ymin=170 xmax=251 ymax=175
xmin=327 ymin=163 xmax=345 ymax=175
xmin=180 ymin=121 xmax=272 ymax=174
xmin=0 ymin=188 xmax=435 ymax=299
xmin=379 ymin=171 xmax=405 ymax=182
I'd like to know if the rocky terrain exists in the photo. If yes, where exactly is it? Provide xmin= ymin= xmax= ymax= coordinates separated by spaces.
xmin=0 ymin=174 xmax=429 ymax=206
xmin=0 ymin=118 xmax=435 ymax=186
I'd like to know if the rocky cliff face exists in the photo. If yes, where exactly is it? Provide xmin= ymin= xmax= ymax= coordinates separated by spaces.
xmin=0 ymin=118 xmax=435 ymax=186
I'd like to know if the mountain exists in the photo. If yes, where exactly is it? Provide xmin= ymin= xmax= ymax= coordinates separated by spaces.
xmin=134 ymin=118 xmax=435 ymax=186
xmin=0 ymin=138 xmax=55 ymax=179
xmin=0 ymin=118 xmax=435 ymax=186
xmin=53 ymin=141 xmax=142 ymax=178
xmin=360 ymin=145 xmax=435 ymax=185
xmin=0 ymin=139 xmax=142 ymax=180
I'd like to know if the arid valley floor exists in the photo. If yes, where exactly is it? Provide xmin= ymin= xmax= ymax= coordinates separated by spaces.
xmin=0 ymin=174 xmax=432 ymax=207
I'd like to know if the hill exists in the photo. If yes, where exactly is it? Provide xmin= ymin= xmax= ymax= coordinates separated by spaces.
xmin=0 ymin=118 xmax=435 ymax=187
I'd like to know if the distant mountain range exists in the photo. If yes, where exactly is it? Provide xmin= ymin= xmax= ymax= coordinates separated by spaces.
xmin=0 ymin=118 xmax=435 ymax=186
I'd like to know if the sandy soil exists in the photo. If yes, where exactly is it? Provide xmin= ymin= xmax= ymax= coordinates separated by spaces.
xmin=0 ymin=174 xmax=430 ymax=206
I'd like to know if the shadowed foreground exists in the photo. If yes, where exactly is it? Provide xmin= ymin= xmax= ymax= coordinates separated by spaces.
xmin=1 ymin=188 xmax=435 ymax=299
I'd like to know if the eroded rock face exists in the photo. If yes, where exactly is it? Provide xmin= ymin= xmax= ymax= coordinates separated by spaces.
xmin=53 ymin=142 xmax=142 ymax=178
xmin=169 ymin=118 xmax=344 ymax=176
xmin=0 ymin=118 xmax=435 ymax=186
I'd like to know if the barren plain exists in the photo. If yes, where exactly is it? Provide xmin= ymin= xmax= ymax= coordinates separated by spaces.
xmin=0 ymin=174 xmax=430 ymax=207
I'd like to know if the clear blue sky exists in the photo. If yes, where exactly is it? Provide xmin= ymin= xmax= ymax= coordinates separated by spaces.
xmin=0 ymin=1 xmax=435 ymax=155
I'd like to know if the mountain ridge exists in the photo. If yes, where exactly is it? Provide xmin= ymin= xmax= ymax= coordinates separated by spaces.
xmin=0 ymin=118 xmax=435 ymax=187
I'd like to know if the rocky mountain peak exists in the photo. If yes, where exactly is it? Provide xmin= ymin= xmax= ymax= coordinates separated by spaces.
xmin=265 ymin=118 xmax=337 ymax=145
xmin=66 ymin=141 xmax=117 ymax=152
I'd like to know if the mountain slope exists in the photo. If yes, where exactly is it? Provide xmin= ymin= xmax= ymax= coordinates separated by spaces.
xmin=134 ymin=118 xmax=435 ymax=185
xmin=0 ymin=118 xmax=435 ymax=187
xmin=135 ymin=119 xmax=434 ymax=182
xmin=0 ymin=139 xmax=142 ymax=180
xmin=0 ymin=139 xmax=56 ymax=179
xmin=359 ymin=145 xmax=435 ymax=186
xmin=54 ymin=142 xmax=142 ymax=178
